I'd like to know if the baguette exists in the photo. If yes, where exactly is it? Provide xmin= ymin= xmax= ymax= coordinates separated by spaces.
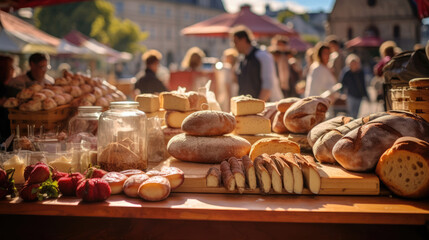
xmin=241 ymin=155 xmax=257 ymax=190
xmin=295 ymin=154 xmax=321 ymax=194
xmin=254 ymin=156 xmax=271 ymax=194
xmin=278 ymin=153 xmax=303 ymax=194
xmin=220 ymin=161 xmax=236 ymax=191
xmin=228 ymin=157 xmax=246 ymax=193
xmin=271 ymin=153 xmax=294 ymax=193
xmin=261 ymin=153 xmax=282 ymax=193
xmin=206 ymin=167 xmax=221 ymax=187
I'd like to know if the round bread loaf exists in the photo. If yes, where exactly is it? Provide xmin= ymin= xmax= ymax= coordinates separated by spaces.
xmin=376 ymin=137 xmax=429 ymax=199
xmin=276 ymin=97 xmax=300 ymax=112
xmin=272 ymin=111 xmax=288 ymax=134
xmin=307 ymin=116 xmax=353 ymax=147
xmin=181 ymin=110 xmax=236 ymax=136
xmin=167 ymin=133 xmax=251 ymax=163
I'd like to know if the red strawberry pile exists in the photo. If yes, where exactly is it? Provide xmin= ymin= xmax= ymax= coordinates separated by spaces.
xmin=0 ymin=168 xmax=17 ymax=199
xmin=20 ymin=162 xmax=59 ymax=201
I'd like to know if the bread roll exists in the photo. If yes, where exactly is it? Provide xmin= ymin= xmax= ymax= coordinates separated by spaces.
xmin=17 ymin=88 xmax=34 ymax=99
xmin=123 ymin=173 xmax=149 ymax=197
xmin=181 ymin=110 xmax=236 ymax=136
xmin=53 ymin=94 xmax=67 ymax=105
xmin=167 ymin=133 xmax=251 ymax=163
xmin=33 ymin=92 xmax=47 ymax=102
xmin=376 ymin=137 xmax=429 ymax=199
xmin=101 ymin=172 xmax=128 ymax=194
xmin=93 ymin=87 xmax=103 ymax=99
xmin=80 ymin=84 xmax=93 ymax=94
xmin=283 ymin=96 xmax=330 ymax=133
xmin=120 ymin=169 xmax=145 ymax=177
xmin=39 ymin=89 xmax=55 ymax=98
xmin=249 ymin=138 xmax=300 ymax=160
xmin=272 ymin=111 xmax=288 ymax=134
xmin=43 ymin=97 xmax=58 ymax=110
xmin=95 ymin=97 xmax=109 ymax=107
xmin=161 ymin=167 xmax=185 ymax=189
xmin=29 ymin=83 xmax=43 ymax=92
xmin=60 ymin=93 xmax=73 ymax=103
xmin=3 ymin=97 xmax=19 ymax=108
xmin=62 ymin=85 xmax=72 ymax=93
xmin=333 ymin=111 xmax=429 ymax=172
xmin=313 ymin=112 xmax=388 ymax=163
xmin=55 ymin=77 xmax=68 ymax=86
xmin=138 ymin=176 xmax=171 ymax=201
xmin=276 ymin=97 xmax=300 ymax=112
xmin=307 ymin=116 xmax=353 ymax=147
xmin=48 ymin=86 xmax=64 ymax=95
xmin=70 ymin=86 xmax=83 ymax=98
xmin=25 ymin=100 xmax=42 ymax=112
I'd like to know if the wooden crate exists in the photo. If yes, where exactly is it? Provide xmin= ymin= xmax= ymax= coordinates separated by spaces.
xmin=8 ymin=104 xmax=74 ymax=134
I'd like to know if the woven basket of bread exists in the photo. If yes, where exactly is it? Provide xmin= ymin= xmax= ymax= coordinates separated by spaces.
xmin=8 ymin=104 xmax=74 ymax=133
xmin=407 ymin=78 xmax=429 ymax=122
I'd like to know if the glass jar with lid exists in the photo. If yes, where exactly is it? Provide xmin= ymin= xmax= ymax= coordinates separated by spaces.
xmin=97 ymin=101 xmax=147 ymax=171
xmin=69 ymin=106 xmax=103 ymax=136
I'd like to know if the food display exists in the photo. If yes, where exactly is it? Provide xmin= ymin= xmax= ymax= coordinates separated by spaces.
xmin=249 ymin=138 xmax=300 ymax=160
xmin=181 ymin=111 xmax=236 ymax=136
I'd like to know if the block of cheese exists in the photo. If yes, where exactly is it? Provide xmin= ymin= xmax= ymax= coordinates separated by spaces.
xmin=249 ymin=137 xmax=300 ymax=160
xmin=165 ymin=110 xmax=196 ymax=129
xmin=135 ymin=94 xmax=159 ymax=113
xmin=233 ymin=115 xmax=271 ymax=135
xmin=160 ymin=92 xmax=190 ymax=111
xmin=144 ymin=110 xmax=166 ymax=119
xmin=230 ymin=95 xmax=265 ymax=116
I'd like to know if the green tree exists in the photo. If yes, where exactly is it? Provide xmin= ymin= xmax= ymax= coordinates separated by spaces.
xmin=34 ymin=0 xmax=147 ymax=53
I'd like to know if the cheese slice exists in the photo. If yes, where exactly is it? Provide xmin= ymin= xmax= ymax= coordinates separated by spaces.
xmin=135 ymin=94 xmax=160 ymax=113
xmin=160 ymin=92 xmax=190 ymax=111
xmin=230 ymin=95 xmax=265 ymax=116
xmin=165 ymin=110 xmax=196 ymax=129
xmin=233 ymin=115 xmax=271 ymax=135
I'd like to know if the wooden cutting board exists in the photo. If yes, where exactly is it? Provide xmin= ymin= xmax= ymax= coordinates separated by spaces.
xmin=154 ymin=157 xmax=380 ymax=195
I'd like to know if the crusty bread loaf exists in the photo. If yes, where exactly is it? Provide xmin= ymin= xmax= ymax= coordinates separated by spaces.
xmin=249 ymin=138 xmax=300 ymax=160
xmin=272 ymin=111 xmax=288 ymax=134
xmin=181 ymin=110 xmax=236 ymax=136
xmin=276 ymin=97 xmax=300 ymax=112
xmin=283 ymin=96 xmax=330 ymax=133
xmin=167 ymin=133 xmax=251 ymax=163
xmin=307 ymin=116 xmax=353 ymax=147
xmin=230 ymin=95 xmax=265 ymax=116
xmin=376 ymin=137 xmax=429 ymax=199
xmin=313 ymin=112 xmax=388 ymax=163
xmin=333 ymin=111 xmax=429 ymax=172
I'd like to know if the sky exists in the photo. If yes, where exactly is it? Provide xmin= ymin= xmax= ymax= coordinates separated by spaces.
xmin=222 ymin=0 xmax=336 ymax=14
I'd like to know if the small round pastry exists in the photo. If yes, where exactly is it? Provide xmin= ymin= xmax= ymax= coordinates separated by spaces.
xmin=60 ymin=93 xmax=73 ymax=103
xmin=95 ymin=97 xmax=109 ymax=107
xmin=55 ymin=77 xmax=69 ymax=86
xmin=138 ymin=176 xmax=171 ymax=201
xmin=70 ymin=86 xmax=83 ymax=98
xmin=39 ymin=89 xmax=55 ymax=98
xmin=123 ymin=173 xmax=149 ymax=198
xmin=70 ymin=79 xmax=80 ymax=86
xmin=17 ymin=88 xmax=34 ymax=99
xmin=82 ymin=93 xmax=96 ymax=104
xmin=26 ymin=100 xmax=42 ymax=112
xmin=80 ymin=84 xmax=93 ymax=94
xmin=62 ymin=85 xmax=72 ymax=93
xmin=48 ymin=86 xmax=64 ymax=94
xmin=53 ymin=94 xmax=67 ymax=105
xmin=93 ymin=87 xmax=103 ymax=99
xmin=3 ymin=97 xmax=19 ymax=108
xmin=33 ymin=92 xmax=47 ymax=102
xmin=145 ymin=170 xmax=165 ymax=178
xmin=161 ymin=167 xmax=184 ymax=189
xmin=42 ymin=97 xmax=58 ymax=110
xmin=120 ymin=169 xmax=145 ymax=177
xmin=29 ymin=83 xmax=43 ymax=92
xmin=101 ymin=172 xmax=128 ymax=195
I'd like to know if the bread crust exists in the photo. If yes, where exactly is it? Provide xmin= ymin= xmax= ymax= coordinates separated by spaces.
xmin=272 ymin=111 xmax=288 ymax=134
xmin=181 ymin=110 xmax=236 ymax=136
xmin=249 ymin=137 xmax=300 ymax=161
xmin=307 ymin=116 xmax=353 ymax=147
xmin=409 ymin=78 xmax=429 ymax=88
xmin=276 ymin=97 xmax=300 ymax=112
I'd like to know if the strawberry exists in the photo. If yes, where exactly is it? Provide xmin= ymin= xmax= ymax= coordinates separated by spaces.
xmin=24 ymin=162 xmax=48 ymax=181
xmin=27 ymin=164 xmax=51 ymax=184
xmin=58 ymin=172 xmax=84 ymax=196
xmin=19 ymin=183 xmax=40 ymax=201
xmin=84 ymin=167 xmax=107 ymax=179
xmin=52 ymin=170 xmax=68 ymax=182
xmin=76 ymin=178 xmax=111 ymax=202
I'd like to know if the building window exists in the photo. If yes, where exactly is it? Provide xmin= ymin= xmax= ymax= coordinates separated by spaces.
xmin=368 ymin=0 xmax=376 ymax=7
xmin=139 ymin=4 xmax=146 ymax=14
xmin=115 ymin=2 xmax=124 ymax=14
xmin=393 ymin=25 xmax=400 ymax=39
xmin=166 ymin=8 xmax=171 ymax=18
xmin=347 ymin=27 xmax=353 ymax=40
xmin=150 ymin=6 xmax=155 ymax=15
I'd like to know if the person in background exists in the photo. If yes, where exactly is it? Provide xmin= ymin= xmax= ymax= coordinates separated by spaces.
xmin=181 ymin=47 xmax=205 ymax=71
xmin=217 ymin=48 xmax=239 ymax=111
xmin=304 ymin=42 xmax=336 ymax=98
xmin=8 ymin=52 xmax=54 ymax=90
xmin=231 ymin=25 xmax=282 ymax=101
xmin=372 ymin=40 xmax=397 ymax=102
xmin=0 ymin=55 xmax=19 ymax=146
xmin=269 ymin=35 xmax=300 ymax=98
xmin=134 ymin=49 xmax=167 ymax=94
xmin=326 ymin=35 xmax=345 ymax=82
xmin=340 ymin=54 xmax=369 ymax=118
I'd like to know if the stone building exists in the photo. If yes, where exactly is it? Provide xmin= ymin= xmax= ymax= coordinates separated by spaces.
xmin=328 ymin=0 xmax=420 ymax=50
xmin=108 ymin=0 xmax=228 ymax=67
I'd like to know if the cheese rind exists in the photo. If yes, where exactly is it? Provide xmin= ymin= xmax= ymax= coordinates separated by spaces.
xmin=165 ymin=110 xmax=196 ymax=129
xmin=233 ymin=115 xmax=271 ymax=135
xmin=230 ymin=95 xmax=265 ymax=116
xmin=135 ymin=94 xmax=160 ymax=113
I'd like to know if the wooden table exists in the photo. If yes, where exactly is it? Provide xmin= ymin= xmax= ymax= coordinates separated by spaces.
xmin=1 ymin=193 xmax=428 ymax=239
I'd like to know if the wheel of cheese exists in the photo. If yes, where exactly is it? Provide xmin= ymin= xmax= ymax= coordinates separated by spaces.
xmin=181 ymin=110 xmax=236 ymax=136
xmin=167 ymin=133 xmax=251 ymax=163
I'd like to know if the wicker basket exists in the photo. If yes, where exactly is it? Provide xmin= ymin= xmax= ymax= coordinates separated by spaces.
xmin=8 ymin=104 xmax=74 ymax=135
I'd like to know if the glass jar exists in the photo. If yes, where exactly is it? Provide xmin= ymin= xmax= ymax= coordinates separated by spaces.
xmin=97 ymin=101 xmax=147 ymax=171
xmin=68 ymin=106 xmax=102 ymax=136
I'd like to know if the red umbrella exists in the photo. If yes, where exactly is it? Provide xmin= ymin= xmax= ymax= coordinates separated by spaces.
xmin=345 ymin=36 xmax=383 ymax=48
xmin=181 ymin=5 xmax=298 ymax=38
